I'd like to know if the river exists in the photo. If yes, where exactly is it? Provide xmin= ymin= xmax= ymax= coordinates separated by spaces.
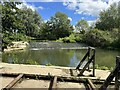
xmin=2 ymin=42 xmax=120 ymax=69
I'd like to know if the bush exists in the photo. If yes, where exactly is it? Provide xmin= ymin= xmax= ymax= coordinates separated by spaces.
xmin=84 ymin=29 xmax=112 ymax=47
xmin=56 ymin=34 xmax=76 ymax=43
xmin=74 ymin=33 xmax=84 ymax=42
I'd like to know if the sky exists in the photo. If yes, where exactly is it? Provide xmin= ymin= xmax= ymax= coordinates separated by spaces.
xmin=18 ymin=0 xmax=120 ymax=26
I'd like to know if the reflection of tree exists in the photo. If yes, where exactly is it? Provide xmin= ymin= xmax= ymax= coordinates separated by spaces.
xmin=3 ymin=48 xmax=119 ymax=68
xmin=95 ymin=49 xmax=118 ymax=68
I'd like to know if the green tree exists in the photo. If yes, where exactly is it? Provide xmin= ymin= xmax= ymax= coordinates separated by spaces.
xmin=2 ymin=1 xmax=43 ymax=50
xmin=41 ymin=12 xmax=73 ymax=40
xmin=95 ymin=3 xmax=118 ymax=31
xmin=75 ymin=20 xmax=89 ymax=33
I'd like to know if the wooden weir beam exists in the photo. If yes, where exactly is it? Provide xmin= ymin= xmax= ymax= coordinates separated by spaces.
xmin=1 ymin=72 xmax=115 ymax=84
xmin=87 ymin=79 xmax=96 ymax=90
xmin=49 ymin=76 xmax=57 ymax=90
xmin=76 ymin=50 xmax=89 ymax=69
xmin=52 ymin=76 xmax=57 ymax=89
xmin=99 ymin=56 xmax=120 ymax=90
xmin=3 ymin=74 xmax=24 ymax=90
xmin=78 ymin=55 xmax=94 ymax=76
xmin=76 ymin=47 xmax=95 ymax=77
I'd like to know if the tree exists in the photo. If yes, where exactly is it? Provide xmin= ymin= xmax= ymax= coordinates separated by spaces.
xmin=95 ymin=3 xmax=118 ymax=31
xmin=41 ymin=12 xmax=73 ymax=40
xmin=75 ymin=20 xmax=89 ymax=33
xmin=2 ymin=1 xmax=43 ymax=50
xmin=2 ymin=1 xmax=22 ymax=34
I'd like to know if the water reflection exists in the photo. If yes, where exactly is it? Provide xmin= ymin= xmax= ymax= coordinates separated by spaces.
xmin=2 ymin=42 xmax=120 ymax=68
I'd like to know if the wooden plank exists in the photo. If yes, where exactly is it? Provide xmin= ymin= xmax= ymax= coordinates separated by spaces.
xmin=79 ymin=55 xmax=94 ymax=76
xmin=76 ymin=50 xmax=89 ymax=69
xmin=99 ymin=64 xmax=119 ymax=90
xmin=3 ymin=74 xmax=24 ymax=90
xmin=1 ymin=72 xmax=115 ymax=84
xmin=52 ymin=76 xmax=57 ymax=89
xmin=93 ymin=49 xmax=95 ymax=77
xmin=87 ymin=79 xmax=96 ymax=90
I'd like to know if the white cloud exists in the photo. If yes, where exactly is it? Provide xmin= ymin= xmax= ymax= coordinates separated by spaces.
xmin=68 ymin=17 xmax=72 ymax=21
xmin=38 ymin=6 xmax=44 ymax=10
xmin=16 ymin=2 xmax=36 ymax=11
xmin=63 ymin=0 xmax=120 ymax=17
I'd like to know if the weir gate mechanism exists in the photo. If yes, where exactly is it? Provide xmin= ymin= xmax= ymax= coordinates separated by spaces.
xmin=1 ymin=47 xmax=120 ymax=90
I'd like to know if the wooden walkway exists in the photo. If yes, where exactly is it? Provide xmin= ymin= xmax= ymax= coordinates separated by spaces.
xmin=0 ymin=63 xmax=111 ymax=89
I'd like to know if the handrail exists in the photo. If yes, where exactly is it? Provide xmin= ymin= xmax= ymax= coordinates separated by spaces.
xmin=76 ymin=50 xmax=89 ymax=69
xmin=79 ymin=54 xmax=94 ymax=76
xmin=76 ymin=47 xmax=96 ymax=77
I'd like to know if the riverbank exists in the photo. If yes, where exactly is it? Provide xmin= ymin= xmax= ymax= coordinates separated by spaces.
xmin=4 ymin=41 xmax=29 ymax=52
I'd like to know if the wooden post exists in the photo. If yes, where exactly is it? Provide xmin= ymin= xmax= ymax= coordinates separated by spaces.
xmin=76 ymin=50 xmax=89 ymax=69
xmin=3 ymin=74 xmax=24 ymax=90
xmin=79 ymin=55 xmax=94 ymax=76
xmin=87 ymin=47 xmax=90 ymax=71
xmin=87 ymin=79 xmax=96 ymax=90
xmin=100 ymin=56 xmax=120 ymax=90
xmin=52 ymin=76 xmax=57 ymax=89
xmin=93 ymin=49 xmax=95 ymax=77
xmin=115 ymin=56 xmax=120 ymax=90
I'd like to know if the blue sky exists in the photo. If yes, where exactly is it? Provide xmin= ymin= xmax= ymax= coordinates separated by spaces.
xmin=19 ymin=0 xmax=120 ymax=26
xmin=27 ymin=2 xmax=97 ymax=25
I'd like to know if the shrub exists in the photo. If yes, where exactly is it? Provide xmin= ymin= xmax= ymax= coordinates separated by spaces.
xmin=74 ymin=33 xmax=84 ymax=42
xmin=56 ymin=34 xmax=76 ymax=43
xmin=84 ymin=29 xmax=112 ymax=47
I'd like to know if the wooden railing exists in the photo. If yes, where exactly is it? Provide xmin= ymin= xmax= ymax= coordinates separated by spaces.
xmin=100 ymin=56 xmax=120 ymax=90
xmin=76 ymin=47 xmax=95 ymax=77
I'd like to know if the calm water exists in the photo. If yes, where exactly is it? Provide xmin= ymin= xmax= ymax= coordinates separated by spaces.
xmin=2 ymin=42 xmax=120 ymax=68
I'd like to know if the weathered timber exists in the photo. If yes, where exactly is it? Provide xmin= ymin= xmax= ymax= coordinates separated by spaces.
xmin=87 ymin=47 xmax=90 ymax=71
xmin=115 ymin=56 xmax=120 ymax=90
xmin=3 ymin=74 xmax=24 ymax=90
xmin=92 ymin=49 xmax=95 ymax=77
xmin=87 ymin=79 xmax=96 ymax=90
xmin=1 ymin=72 xmax=115 ymax=84
xmin=52 ymin=76 xmax=57 ymax=89
xmin=76 ymin=47 xmax=95 ymax=77
xmin=78 ymin=55 xmax=94 ymax=76
xmin=99 ymin=56 xmax=120 ymax=90
xmin=76 ymin=50 xmax=89 ymax=69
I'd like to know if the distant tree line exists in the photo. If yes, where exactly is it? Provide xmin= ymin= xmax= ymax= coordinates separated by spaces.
xmin=1 ymin=1 xmax=120 ymax=50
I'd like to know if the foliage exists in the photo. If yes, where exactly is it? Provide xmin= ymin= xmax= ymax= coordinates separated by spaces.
xmin=2 ymin=2 xmax=43 ymax=50
xmin=75 ymin=19 xmax=89 ymax=33
xmin=95 ymin=3 xmax=119 ymax=31
xmin=84 ymin=29 xmax=113 ymax=47
xmin=40 ymin=12 xmax=73 ymax=40
xmin=56 ymin=34 xmax=76 ymax=43
xmin=74 ymin=33 xmax=84 ymax=42
xmin=95 ymin=64 xmax=109 ymax=70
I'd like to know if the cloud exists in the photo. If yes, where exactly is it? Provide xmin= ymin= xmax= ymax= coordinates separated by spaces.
xmin=16 ymin=2 xmax=36 ymax=11
xmin=63 ymin=0 xmax=120 ymax=17
xmin=68 ymin=17 xmax=72 ymax=21
xmin=38 ymin=6 xmax=44 ymax=10
xmin=16 ymin=2 xmax=44 ymax=11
